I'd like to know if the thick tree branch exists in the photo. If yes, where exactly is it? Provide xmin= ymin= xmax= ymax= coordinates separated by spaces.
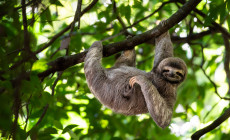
xmin=191 ymin=107 xmax=230 ymax=140
xmin=38 ymin=0 xmax=202 ymax=78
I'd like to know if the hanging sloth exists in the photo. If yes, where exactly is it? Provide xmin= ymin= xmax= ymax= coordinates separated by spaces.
xmin=84 ymin=21 xmax=187 ymax=128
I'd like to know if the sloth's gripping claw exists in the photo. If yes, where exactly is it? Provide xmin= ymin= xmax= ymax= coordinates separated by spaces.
xmin=129 ymin=77 xmax=137 ymax=88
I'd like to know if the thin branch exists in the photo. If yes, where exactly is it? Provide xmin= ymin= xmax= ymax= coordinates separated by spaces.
xmin=11 ymin=88 xmax=21 ymax=140
xmin=51 ymin=72 xmax=63 ymax=96
xmin=10 ymin=0 xmax=99 ymax=70
xmin=66 ymin=0 xmax=82 ymax=55
xmin=191 ymin=107 xmax=230 ymax=140
xmin=113 ymin=1 xmax=127 ymax=30
xmin=36 ymin=0 xmax=98 ymax=54
xmin=171 ymin=29 xmax=216 ymax=44
xmin=76 ymin=0 xmax=82 ymax=29
xmin=7 ymin=48 xmax=25 ymax=56
xmin=38 ymin=0 xmax=203 ymax=79
xmin=203 ymin=101 xmax=219 ymax=122
xmin=199 ymin=44 xmax=230 ymax=100
xmin=26 ymin=72 xmax=63 ymax=137
xmin=101 ymin=0 xmax=176 ymax=41
xmin=222 ymin=34 xmax=230 ymax=94
xmin=15 ymin=0 xmax=38 ymax=10
xmin=35 ymin=104 xmax=49 ymax=127
xmin=24 ymin=99 xmax=32 ymax=131
xmin=124 ymin=0 xmax=176 ymax=30
xmin=21 ymin=0 xmax=36 ymax=58
xmin=70 ymin=0 xmax=82 ymax=32
xmin=178 ymin=0 xmax=230 ymax=38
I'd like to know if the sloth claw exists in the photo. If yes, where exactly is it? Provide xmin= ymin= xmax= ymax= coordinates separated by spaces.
xmin=129 ymin=77 xmax=137 ymax=88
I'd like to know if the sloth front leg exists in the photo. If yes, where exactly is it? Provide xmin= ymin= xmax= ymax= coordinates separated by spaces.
xmin=129 ymin=76 xmax=173 ymax=128
xmin=84 ymin=41 xmax=105 ymax=89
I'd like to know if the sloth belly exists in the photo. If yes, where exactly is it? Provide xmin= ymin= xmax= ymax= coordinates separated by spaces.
xmin=97 ymin=66 xmax=149 ymax=115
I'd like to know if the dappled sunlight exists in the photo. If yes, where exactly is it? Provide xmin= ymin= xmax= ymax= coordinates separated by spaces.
xmin=1 ymin=0 xmax=230 ymax=139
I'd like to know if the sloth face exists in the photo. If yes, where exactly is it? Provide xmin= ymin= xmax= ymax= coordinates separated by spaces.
xmin=162 ymin=66 xmax=185 ymax=83
xmin=158 ymin=57 xmax=187 ymax=84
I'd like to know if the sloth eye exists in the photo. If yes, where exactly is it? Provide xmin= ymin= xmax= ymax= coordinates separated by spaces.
xmin=163 ymin=69 xmax=169 ymax=73
xmin=176 ymin=72 xmax=184 ymax=77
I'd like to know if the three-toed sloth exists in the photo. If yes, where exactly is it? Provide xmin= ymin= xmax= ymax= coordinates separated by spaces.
xmin=84 ymin=22 xmax=187 ymax=128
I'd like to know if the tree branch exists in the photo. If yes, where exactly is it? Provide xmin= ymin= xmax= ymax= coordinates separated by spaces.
xmin=222 ymin=34 xmax=230 ymax=94
xmin=38 ymin=0 xmax=202 ymax=78
xmin=10 ymin=0 xmax=99 ymax=70
xmin=171 ymin=29 xmax=216 ymax=44
xmin=191 ymin=107 xmax=230 ymax=140
xmin=199 ymin=44 xmax=230 ymax=100
xmin=178 ymin=0 xmax=230 ymax=38
xmin=37 ymin=0 xmax=98 ymax=54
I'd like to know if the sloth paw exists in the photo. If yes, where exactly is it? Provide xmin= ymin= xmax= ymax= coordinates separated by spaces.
xmin=129 ymin=77 xmax=137 ymax=88
xmin=90 ymin=41 xmax=103 ymax=49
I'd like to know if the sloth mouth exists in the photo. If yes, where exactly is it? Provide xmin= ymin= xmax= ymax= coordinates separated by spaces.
xmin=162 ymin=73 xmax=183 ymax=84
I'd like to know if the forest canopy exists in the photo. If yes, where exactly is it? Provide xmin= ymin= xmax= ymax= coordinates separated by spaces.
xmin=0 ymin=0 xmax=230 ymax=139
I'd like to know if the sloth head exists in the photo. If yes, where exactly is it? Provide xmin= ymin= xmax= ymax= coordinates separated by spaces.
xmin=157 ymin=57 xmax=187 ymax=84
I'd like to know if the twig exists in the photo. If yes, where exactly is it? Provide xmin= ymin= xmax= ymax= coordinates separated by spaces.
xmin=35 ymin=104 xmax=49 ymax=127
xmin=199 ymin=44 xmax=230 ymax=100
xmin=38 ymin=0 xmax=203 ymax=79
xmin=191 ymin=107 xmax=230 ymax=140
xmin=26 ymin=72 xmax=63 ymax=137
xmin=21 ymin=0 xmax=35 ymax=56
xmin=171 ymin=29 xmax=216 ymax=44
xmin=178 ymin=0 xmax=230 ymax=38
xmin=11 ymin=88 xmax=21 ymax=140
xmin=70 ymin=0 xmax=82 ymax=32
xmin=222 ymin=34 xmax=230 ymax=94
xmin=15 ymin=0 xmax=38 ymax=10
xmin=36 ymin=0 xmax=97 ymax=54
xmin=203 ymin=101 xmax=219 ymax=122
xmin=51 ymin=72 xmax=63 ymax=96
xmin=66 ymin=0 xmax=82 ymax=55
xmin=112 ymin=1 xmax=130 ymax=36
xmin=76 ymin=0 xmax=82 ymax=29
xmin=7 ymin=48 xmax=24 ymax=56
xmin=124 ymin=0 xmax=176 ymax=30
xmin=10 ymin=0 xmax=99 ymax=70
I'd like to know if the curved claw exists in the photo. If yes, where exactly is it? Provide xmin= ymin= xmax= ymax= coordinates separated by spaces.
xmin=129 ymin=77 xmax=137 ymax=88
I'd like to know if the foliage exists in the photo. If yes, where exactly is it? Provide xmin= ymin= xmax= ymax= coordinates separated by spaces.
xmin=0 ymin=0 xmax=230 ymax=139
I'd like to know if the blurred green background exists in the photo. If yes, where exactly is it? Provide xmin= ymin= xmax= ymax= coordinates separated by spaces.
xmin=0 ymin=0 xmax=230 ymax=139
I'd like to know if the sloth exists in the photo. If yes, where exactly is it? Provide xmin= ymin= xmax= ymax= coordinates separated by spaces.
xmin=84 ymin=22 xmax=187 ymax=128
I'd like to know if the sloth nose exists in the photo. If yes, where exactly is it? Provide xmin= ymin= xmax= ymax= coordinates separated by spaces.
xmin=169 ymin=71 xmax=175 ymax=77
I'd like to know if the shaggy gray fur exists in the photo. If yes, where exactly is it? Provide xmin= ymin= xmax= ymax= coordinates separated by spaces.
xmin=84 ymin=24 xmax=187 ymax=128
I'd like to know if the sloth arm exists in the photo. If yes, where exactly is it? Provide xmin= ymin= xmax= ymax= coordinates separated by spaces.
xmin=130 ymin=75 xmax=173 ymax=128
xmin=153 ymin=31 xmax=174 ymax=70
xmin=84 ymin=41 xmax=106 ymax=93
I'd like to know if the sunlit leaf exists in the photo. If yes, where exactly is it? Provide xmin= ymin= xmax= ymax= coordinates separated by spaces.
xmin=62 ymin=124 xmax=78 ymax=134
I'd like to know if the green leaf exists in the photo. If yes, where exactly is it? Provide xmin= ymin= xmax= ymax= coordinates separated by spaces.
xmin=227 ymin=18 xmax=230 ymax=32
xmin=32 ymin=59 xmax=48 ymax=72
xmin=219 ymin=3 xmax=226 ymax=23
xmin=43 ymin=127 xmax=58 ymax=134
xmin=62 ymin=124 xmax=78 ymax=134
xmin=53 ymin=120 xmax=63 ymax=130
xmin=49 ymin=0 xmax=63 ymax=6
xmin=123 ymin=5 xmax=131 ymax=24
